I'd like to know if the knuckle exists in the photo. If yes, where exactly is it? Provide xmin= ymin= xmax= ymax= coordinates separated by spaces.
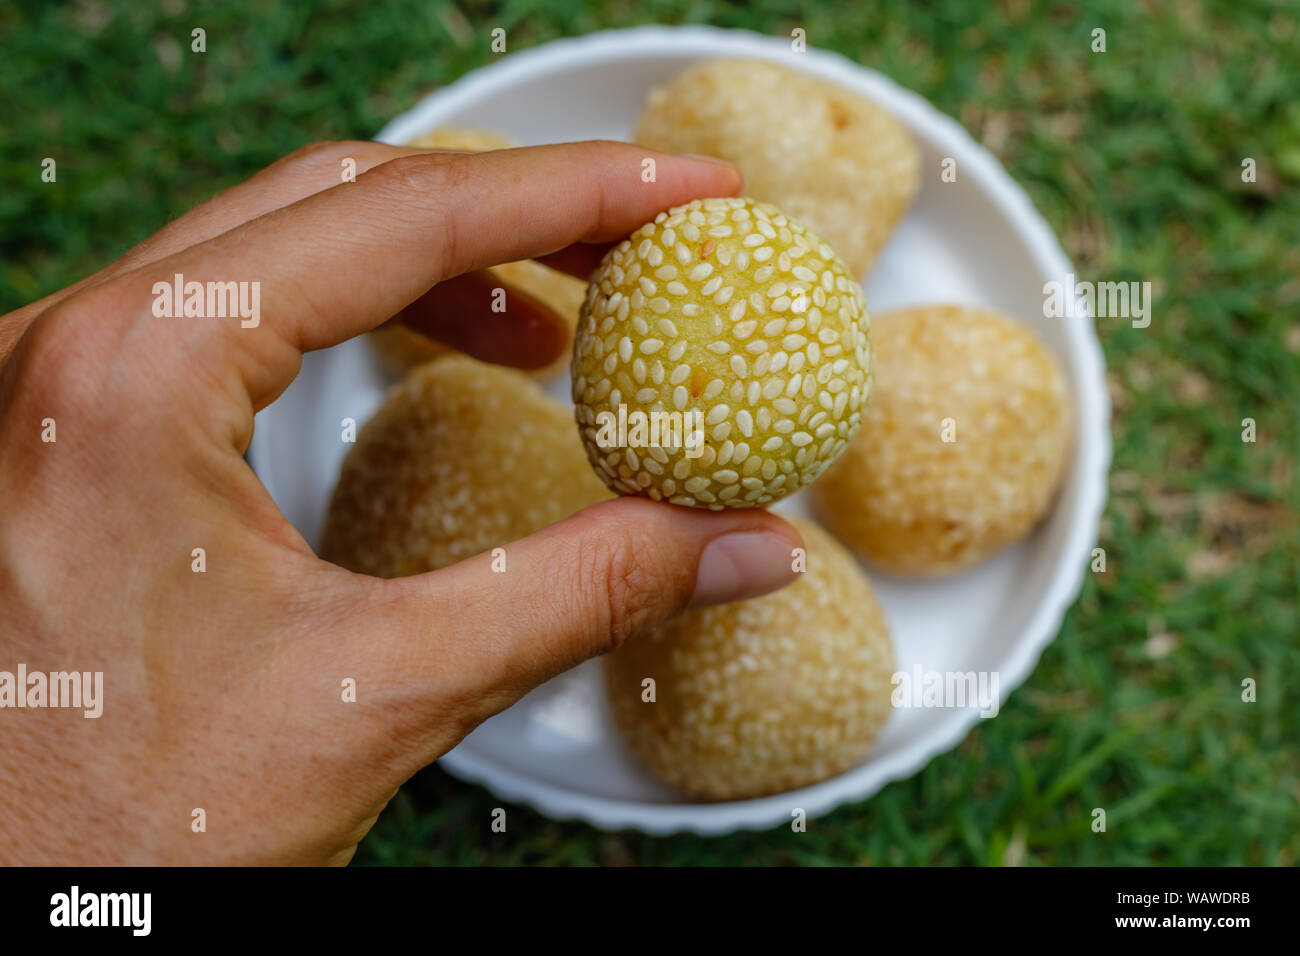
xmin=361 ymin=150 xmax=470 ymax=197
xmin=579 ymin=517 xmax=663 ymax=651
xmin=360 ymin=153 xmax=472 ymax=273
xmin=14 ymin=293 xmax=127 ymax=410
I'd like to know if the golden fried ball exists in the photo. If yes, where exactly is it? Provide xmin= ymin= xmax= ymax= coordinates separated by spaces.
xmin=808 ymin=305 xmax=1073 ymax=576
xmin=572 ymin=197 xmax=871 ymax=509
xmin=602 ymin=518 xmax=895 ymax=800
xmin=635 ymin=59 xmax=919 ymax=278
xmin=320 ymin=356 xmax=610 ymax=576
xmin=367 ymin=127 xmax=586 ymax=378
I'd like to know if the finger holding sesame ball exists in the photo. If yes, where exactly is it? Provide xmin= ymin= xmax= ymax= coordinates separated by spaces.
xmin=571 ymin=196 xmax=872 ymax=510
xmin=808 ymin=305 xmax=1073 ymax=576
xmin=602 ymin=517 xmax=895 ymax=801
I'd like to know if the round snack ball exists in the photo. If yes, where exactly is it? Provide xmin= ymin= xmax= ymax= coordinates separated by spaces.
xmin=320 ymin=356 xmax=610 ymax=576
xmin=635 ymin=59 xmax=919 ymax=277
xmin=571 ymin=196 xmax=872 ymax=510
xmin=808 ymin=305 xmax=1073 ymax=576
xmin=367 ymin=127 xmax=586 ymax=379
xmin=602 ymin=518 xmax=895 ymax=801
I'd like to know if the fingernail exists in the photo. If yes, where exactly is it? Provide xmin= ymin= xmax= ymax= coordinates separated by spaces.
xmin=678 ymin=153 xmax=743 ymax=188
xmin=690 ymin=531 xmax=798 ymax=609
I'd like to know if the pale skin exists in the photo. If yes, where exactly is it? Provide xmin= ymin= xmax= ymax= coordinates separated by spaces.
xmin=0 ymin=141 xmax=803 ymax=864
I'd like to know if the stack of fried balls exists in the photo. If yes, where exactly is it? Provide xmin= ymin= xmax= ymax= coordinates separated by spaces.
xmin=322 ymin=60 xmax=1073 ymax=802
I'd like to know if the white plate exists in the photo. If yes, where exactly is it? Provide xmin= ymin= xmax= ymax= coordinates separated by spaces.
xmin=249 ymin=26 xmax=1110 ymax=834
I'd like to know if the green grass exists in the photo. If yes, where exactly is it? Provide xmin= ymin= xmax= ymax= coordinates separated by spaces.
xmin=3 ymin=0 xmax=1296 ymax=865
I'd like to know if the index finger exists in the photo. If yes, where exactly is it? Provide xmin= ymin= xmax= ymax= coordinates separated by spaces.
xmin=81 ymin=141 xmax=742 ymax=410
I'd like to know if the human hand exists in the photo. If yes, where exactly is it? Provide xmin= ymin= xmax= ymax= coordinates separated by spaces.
xmin=0 ymin=140 xmax=802 ymax=864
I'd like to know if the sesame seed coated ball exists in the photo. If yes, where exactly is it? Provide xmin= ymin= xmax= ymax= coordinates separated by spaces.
xmin=808 ymin=305 xmax=1073 ymax=576
xmin=602 ymin=518 xmax=895 ymax=801
xmin=635 ymin=59 xmax=920 ymax=277
xmin=320 ymin=356 xmax=610 ymax=576
xmin=571 ymin=197 xmax=872 ymax=510
xmin=368 ymin=127 xmax=585 ymax=378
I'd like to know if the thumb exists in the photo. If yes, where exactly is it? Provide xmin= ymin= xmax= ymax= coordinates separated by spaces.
xmin=350 ymin=497 xmax=802 ymax=729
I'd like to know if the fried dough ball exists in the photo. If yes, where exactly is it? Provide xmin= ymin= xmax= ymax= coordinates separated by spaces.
xmin=320 ymin=357 xmax=610 ymax=576
xmin=808 ymin=305 xmax=1073 ymax=576
xmin=603 ymin=518 xmax=895 ymax=800
xmin=571 ymin=197 xmax=871 ymax=509
xmin=635 ymin=59 xmax=919 ymax=277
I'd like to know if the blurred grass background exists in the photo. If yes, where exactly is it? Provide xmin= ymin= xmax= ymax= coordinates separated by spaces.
xmin=2 ymin=0 xmax=1296 ymax=865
